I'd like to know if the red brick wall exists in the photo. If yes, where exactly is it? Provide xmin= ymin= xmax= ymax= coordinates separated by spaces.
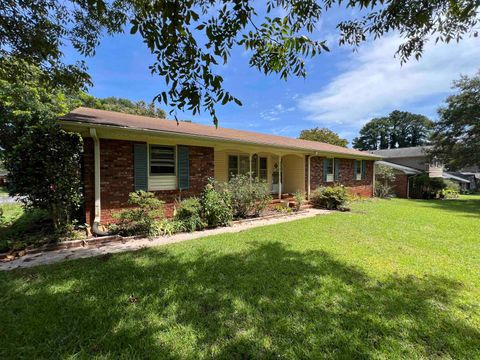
xmin=393 ymin=171 xmax=409 ymax=198
xmin=83 ymin=138 xmax=214 ymax=225
xmin=306 ymin=157 xmax=374 ymax=198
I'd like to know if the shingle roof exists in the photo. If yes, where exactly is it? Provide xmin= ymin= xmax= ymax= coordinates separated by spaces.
xmin=376 ymin=161 xmax=421 ymax=175
xmin=369 ymin=146 xmax=432 ymax=158
xmin=61 ymin=107 xmax=379 ymax=159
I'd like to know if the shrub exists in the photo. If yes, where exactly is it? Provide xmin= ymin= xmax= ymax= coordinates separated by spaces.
xmin=310 ymin=186 xmax=349 ymax=210
xmin=201 ymin=180 xmax=232 ymax=227
xmin=274 ymin=204 xmax=293 ymax=214
xmin=444 ymin=180 xmax=460 ymax=192
xmin=375 ymin=164 xmax=396 ymax=198
xmin=223 ymin=174 xmax=272 ymax=218
xmin=174 ymin=197 xmax=206 ymax=232
xmin=2 ymin=122 xmax=83 ymax=232
xmin=293 ymin=191 xmax=305 ymax=212
xmin=439 ymin=188 xmax=460 ymax=199
xmin=151 ymin=219 xmax=182 ymax=237
xmin=411 ymin=174 xmax=447 ymax=199
xmin=111 ymin=191 xmax=164 ymax=237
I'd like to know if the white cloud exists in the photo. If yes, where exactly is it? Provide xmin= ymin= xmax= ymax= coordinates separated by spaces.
xmin=260 ymin=103 xmax=295 ymax=121
xmin=298 ymin=34 xmax=480 ymax=126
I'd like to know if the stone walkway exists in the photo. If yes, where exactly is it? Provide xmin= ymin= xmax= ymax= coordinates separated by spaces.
xmin=1 ymin=208 xmax=331 ymax=270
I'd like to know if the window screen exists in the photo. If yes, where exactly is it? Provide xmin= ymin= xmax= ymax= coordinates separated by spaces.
xmin=150 ymin=145 xmax=175 ymax=175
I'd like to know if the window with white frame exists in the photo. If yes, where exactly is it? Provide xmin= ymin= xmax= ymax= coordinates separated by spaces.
xmin=150 ymin=145 xmax=175 ymax=175
xmin=325 ymin=158 xmax=334 ymax=182
xmin=355 ymin=160 xmax=363 ymax=180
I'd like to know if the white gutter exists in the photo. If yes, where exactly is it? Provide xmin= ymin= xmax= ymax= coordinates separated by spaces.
xmin=61 ymin=121 xmax=380 ymax=161
xmin=89 ymin=128 xmax=108 ymax=236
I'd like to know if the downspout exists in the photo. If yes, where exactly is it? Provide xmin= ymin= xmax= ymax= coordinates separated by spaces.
xmin=407 ymin=175 xmax=410 ymax=199
xmin=89 ymin=128 xmax=109 ymax=236
xmin=372 ymin=161 xmax=376 ymax=197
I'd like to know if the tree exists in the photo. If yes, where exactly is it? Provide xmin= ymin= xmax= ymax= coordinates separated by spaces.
xmin=353 ymin=111 xmax=433 ymax=150
xmin=0 ymin=58 xmax=83 ymax=231
xmin=374 ymin=164 xmax=396 ymax=198
xmin=430 ymin=71 xmax=480 ymax=170
xmin=2 ymin=1 xmax=478 ymax=125
xmin=299 ymin=127 xmax=348 ymax=147
xmin=78 ymin=93 xmax=167 ymax=118
xmin=0 ymin=57 xmax=169 ymax=229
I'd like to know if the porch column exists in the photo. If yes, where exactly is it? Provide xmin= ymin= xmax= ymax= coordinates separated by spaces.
xmin=307 ymin=155 xmax=311 ymax=200
xmin=278 ymin=155 xmax=282 ymax=199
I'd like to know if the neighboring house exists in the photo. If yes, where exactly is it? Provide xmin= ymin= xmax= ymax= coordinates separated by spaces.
xmin=61 ymin=107 xmax=380 ymax=226
xmin=370 ymin=146 xmax=472 ymax=197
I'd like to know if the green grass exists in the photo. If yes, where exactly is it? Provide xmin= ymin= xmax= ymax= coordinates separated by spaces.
xmin=1 ymin=196 xmax=480 ymax=358
xmin=0 ymin=186 xmax=8 ymax=197
xmin=0 ymin=203 xmax=54 ymax=252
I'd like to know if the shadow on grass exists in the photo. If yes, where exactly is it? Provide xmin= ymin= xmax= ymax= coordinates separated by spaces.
xmin=1 ymin=242 xmax=479 ymax=358
xmin=407 ymin=195 xmax=480 ymax=218
xmin=0 ymin=206 xmax=53 ymax=252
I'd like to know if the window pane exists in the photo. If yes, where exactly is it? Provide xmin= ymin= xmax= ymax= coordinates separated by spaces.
xmin=259 ymin=157 xmax=267 ymax=181
xmin=251 ymin=154 xmax=258 ymax=178
xmin=150 ymin=146 xmax=175 ymax=175
xmin=327 ymin=159 xmax=333 ymax=175
xmin=239 ymin=155 xmax=249 ymax=175
xmin=357 ymin=160 xmax=362 ymax=175
xmin=228 ymin=155 xmax=238 ymax=180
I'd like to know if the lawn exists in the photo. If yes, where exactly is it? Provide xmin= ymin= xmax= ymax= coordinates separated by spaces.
xmin=0 ymin=186 xmax=8 ymax=197
xmin=1 ymin=196 xmax=479 ymax=358
xmin=0 ymin=203 xmax=86 ymax=253
xmin=0 ymin=204 xmax=56 ymax=252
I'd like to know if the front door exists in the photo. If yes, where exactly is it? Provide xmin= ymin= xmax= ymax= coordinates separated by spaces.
xmin=271 ymin=161 xmax=283 ymax=193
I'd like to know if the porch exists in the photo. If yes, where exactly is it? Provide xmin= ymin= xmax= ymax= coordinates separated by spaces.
xmin=213 ymin=147 xmax=305 ymax=199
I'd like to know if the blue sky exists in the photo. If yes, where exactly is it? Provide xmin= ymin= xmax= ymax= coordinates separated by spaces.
xmin=64 ymin=6 xmax=480 ymax=145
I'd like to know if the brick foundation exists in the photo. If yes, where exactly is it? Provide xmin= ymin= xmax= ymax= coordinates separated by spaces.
xmin=83 ymin=139 xmax=214 ymax=225
xmin=306 ymin=157 xmax=374 ymax=198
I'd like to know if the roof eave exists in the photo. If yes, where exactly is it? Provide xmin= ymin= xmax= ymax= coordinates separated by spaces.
xmin=59 ymin=119 xmax=381 ymax=160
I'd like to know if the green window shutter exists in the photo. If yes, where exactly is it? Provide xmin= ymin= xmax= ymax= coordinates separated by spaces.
xmin=134 ymin=143 xmax=148 ymax=191
xmin=354 ymin=160 xmax=358 ymax=178
xmin=323 ymin=159 xmax=328 ymax=182
xmin=361 ymin=160 xmax=367 ymax=180
xmin=334 ymin=158 xmax=340 ymax=182
xmin=178 ymin=146 xmax=190 ymax=190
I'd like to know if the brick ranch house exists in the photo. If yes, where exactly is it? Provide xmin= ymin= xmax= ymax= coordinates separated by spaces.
xmin=60 ymin=107 xmax=380 ymax=229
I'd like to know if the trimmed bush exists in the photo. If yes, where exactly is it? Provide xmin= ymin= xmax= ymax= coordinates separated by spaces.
xmin=110 ymin=191 xmax=164 ymax=237
xmin=174 ymin=197 xmax=206 ymax=232
xmin=310 ymin=186 xmax=349 ymax=210
xmin=201 ymin=180 xmax=233 ymax=227
xmin=223 ymin=174 xmax=272 ymax=218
